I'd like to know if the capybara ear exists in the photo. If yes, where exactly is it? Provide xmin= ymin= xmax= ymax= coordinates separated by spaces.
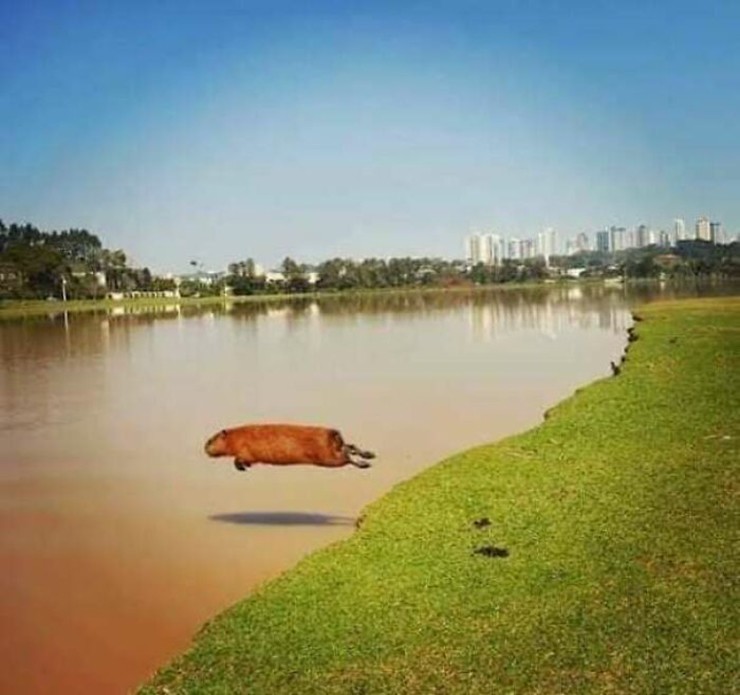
xmin=221 ymin=429 xmax=227 ymax=435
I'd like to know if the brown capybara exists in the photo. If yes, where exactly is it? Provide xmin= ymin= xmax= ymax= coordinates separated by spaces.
xmin=204 ymin=423 xmax=375 ymax=471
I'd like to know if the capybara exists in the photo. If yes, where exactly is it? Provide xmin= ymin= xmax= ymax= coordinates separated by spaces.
xmin=204 ymin=423 xmax=375 ymax=471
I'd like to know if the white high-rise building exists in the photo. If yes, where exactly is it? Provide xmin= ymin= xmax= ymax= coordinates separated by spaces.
xmin=479 ymin=234 xmax=493 ymax=263
xmin=520 ymin=239 xmax=535 ymax=259
xmin=710 ymin=221 xmax=723 ymax=244
xmin=696 ymin=217 xmax=711 ymax=241
xmin=635 ymin=224 xmax=649 ymax=248
xmin=576 ymin=232 xmax=590 ymax=252
xmin=610 ymin=226 xmax=626 ymax=252
xmin=465 ymin=234 xmax=486 ymax=264
xmin=674 ymin=218 xmax=686 ymax=243
xmin=490 ymin=234 xmax=505 ymax=264
xmin=466 ymin=233 xmax=504 ymax=265
xmin=596 ymin=230 xmax=610 ymax=253
xmin=537 ymin=228 xmax=557 ymax=264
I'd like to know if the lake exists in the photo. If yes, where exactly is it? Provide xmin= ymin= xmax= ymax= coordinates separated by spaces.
xmin=0 ymin=285 xmax=649 ymax=692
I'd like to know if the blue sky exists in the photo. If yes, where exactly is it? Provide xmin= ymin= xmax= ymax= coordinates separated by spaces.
xmin=1 ymin=1 xmax=738 ymax=271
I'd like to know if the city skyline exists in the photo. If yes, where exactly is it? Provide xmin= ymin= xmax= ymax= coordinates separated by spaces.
xmin=2 ymin=2 xmax=739 ymax=272
xmin=466 ymin=214 xmax=731 ymax=265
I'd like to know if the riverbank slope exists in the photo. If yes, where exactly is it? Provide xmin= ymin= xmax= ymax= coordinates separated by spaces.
xmin=142 ymin=297 xmax=739 ymax=694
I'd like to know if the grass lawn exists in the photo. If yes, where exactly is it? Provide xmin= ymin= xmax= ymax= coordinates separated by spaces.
xmin=141 ymin=297 xmax=739 ymax=694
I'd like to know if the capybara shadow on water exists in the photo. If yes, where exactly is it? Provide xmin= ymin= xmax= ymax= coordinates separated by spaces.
xmin=204 ymin=423 xmax=375 ymax=472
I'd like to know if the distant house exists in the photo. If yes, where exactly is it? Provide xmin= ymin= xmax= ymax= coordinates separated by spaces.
xmin=107 ymin=290 xmax=180 ymax=300
xmin=264 ymin=270 xmax=318 ymax=284
xmin=0 ymin=263 xmax=21 ymax=291
xmin=71 ymin=270 xmax=107 ymax=287
xmin=179 ymin=270 xmax=227 ymax=286
xmin=654 ymin=254 xmax=681 ymax=269
xmin=265 ymin=271 xmax=286 ymax=284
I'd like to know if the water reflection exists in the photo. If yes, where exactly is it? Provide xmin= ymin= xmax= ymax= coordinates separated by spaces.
xmin=1 ymin=285 xmax=633 ymax=364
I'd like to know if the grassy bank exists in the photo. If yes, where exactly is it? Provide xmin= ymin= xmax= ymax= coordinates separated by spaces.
xmin=142 ymin=297 xmax=739 ymax=694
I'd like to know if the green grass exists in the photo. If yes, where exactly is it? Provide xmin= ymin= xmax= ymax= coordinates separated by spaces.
xmin=141 ymin=297 xmax=739 ymax=694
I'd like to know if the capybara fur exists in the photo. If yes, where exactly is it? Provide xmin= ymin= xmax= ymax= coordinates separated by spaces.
xmin=204 ymin=423 xmax=375 ymax=471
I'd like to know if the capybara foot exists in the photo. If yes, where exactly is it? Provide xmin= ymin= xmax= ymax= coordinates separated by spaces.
xmin=346 ymin=444 xmax=376 ymax=459
xmin=234 ymin=459 xmax=251 ymax=471
xmin=350 ymin=459 xmax=372 ymax=469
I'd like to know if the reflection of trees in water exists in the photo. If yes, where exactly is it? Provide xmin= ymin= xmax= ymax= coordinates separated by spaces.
xmin=623 ymin=277 xmax=740 ymax=304
xmin=230 ymin=285 xmax=624 ymax=321
xmin=2 ymin=282 xmax=735 ymax=363
xmin=0 ymin=312 xmax=110 ymax=363
xmin=0 ymin=287 xmax=631 ymax=362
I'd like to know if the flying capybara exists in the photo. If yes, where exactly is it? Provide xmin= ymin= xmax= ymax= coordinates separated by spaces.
xmin=204 ymin=423 xmax=375 ymax=471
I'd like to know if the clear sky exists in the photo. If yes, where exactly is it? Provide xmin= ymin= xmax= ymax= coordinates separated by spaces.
xmin=2 ymin=1 xmax=738 ymax=271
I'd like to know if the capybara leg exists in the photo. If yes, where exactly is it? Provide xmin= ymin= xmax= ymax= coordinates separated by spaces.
xmin=345 ymin=444 xmax=376 ymax=460
xmin=349 ymin=457 xmax=372 ymax=469
xmin=234 ymin=459 xmax=251 ymax=472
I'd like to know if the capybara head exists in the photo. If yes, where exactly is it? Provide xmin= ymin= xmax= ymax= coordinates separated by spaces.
xmin=204 ymin=429 xmax=229 ymax=457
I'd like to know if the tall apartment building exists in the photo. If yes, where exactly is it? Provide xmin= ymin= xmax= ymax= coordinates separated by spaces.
xmin=674 ymin=218 xmax=686 ymax=243
xmin=465 ymin=235 xmax=480 ymax=263
xmin=536 ymin=228 xmax=557 ymax=263
xmin=710 ymin=221 xmax=723 ymax=243
xmin=466 ymin=233 xmax=505 ymax=265
xmin=576 ymin=232 xmax=590 ymax=252
xmin=491 ymin=234 xmax=506 ymax=264
xmin=635 ymin=224 xmax=649 ymax=248
xmin=520 ymin=239 xmax=535 ymax=259
xmin=609 ymin=226 xmax=626 ymax=252
xmin=596 ymin=230 xmax=610 ymax=253
xmin=636 ymin=224 xmax=657 ymax=247
xmin=695 ymin=217 xmax=711 ymax=241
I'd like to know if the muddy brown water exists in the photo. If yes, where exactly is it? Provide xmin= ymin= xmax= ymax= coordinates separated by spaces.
xmin=1 ymin=286 xmax=645 ymax=692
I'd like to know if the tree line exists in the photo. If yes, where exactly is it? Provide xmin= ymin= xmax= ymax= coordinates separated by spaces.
xmin=222 ymin=255 xmax=552 ymax=296
xmin=2 ymin=218 xmax=737 ymax=301
xmin=548 ymin=240 xmax=740 ymax=280
xmin=0 ymin=220 xmax=173 ymax=299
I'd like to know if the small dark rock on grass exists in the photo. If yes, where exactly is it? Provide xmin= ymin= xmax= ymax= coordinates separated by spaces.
xmin=472 ymin=517 xmax=491 ymax=529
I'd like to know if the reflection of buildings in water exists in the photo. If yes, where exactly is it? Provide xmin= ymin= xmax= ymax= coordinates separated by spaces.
xmin=468 ymin=293 xmax=631 ymax=343
xmin=266 ymin=307 xmax=290 ymax=319
xmin=100 ymin=318 xmax=110 ymax=352
xmin=108 ymin=304 xmax=182 ymax=318
xmin=599 ymin=305 xmax=615 ymax=331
